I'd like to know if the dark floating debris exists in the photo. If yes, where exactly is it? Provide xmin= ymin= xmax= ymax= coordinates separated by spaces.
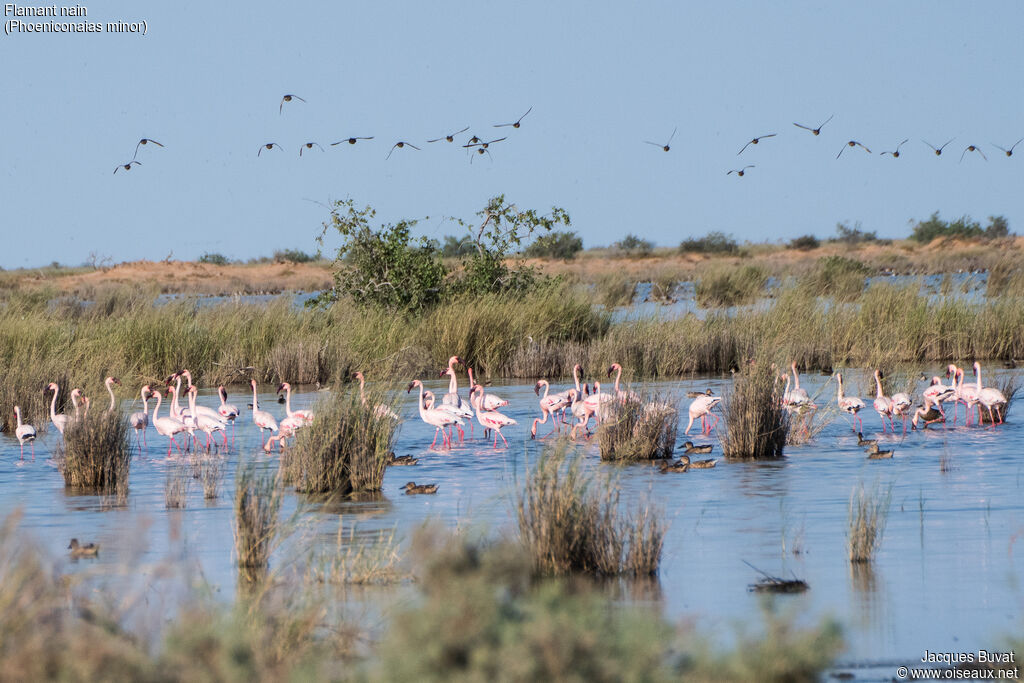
xmin=744 ymin=560 xmax=809 ymax=594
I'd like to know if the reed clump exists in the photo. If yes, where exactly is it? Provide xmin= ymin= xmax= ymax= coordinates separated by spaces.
xmin=802 ymin=255 xmax=870 ymax=302
xmin=594 ymin=272 xmax=636 ymax=308
xmin=720 ymin=360 xmax=789 ymax=459
xmin=58 ymin=409 xmax=131 ymax=491
xmin=515 ymin=445 xmax=664 ymax=577
xmin=193 ymin=455 xmax=224 ymax=500
xmin=305 ymin=522 xmax=406 ymax=586
xmin=847 ymin=482 xmax=892 ymax=563
xmin=978 ymin=376 xmax=1018 ymax=425
xmin=283 ymin=385 xmax=397 ymax=494
xmin=233 ymin=464 xmax=282 ymax=579
xmin=695 ymin=264 xmax=768 ymax=308
xmin=597 ymin=393 xmax=678 ymax=461
xmin=165 ymin=460 xmax=189 ymax=508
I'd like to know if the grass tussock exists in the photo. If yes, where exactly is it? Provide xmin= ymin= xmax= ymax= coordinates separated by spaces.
xmin=720 ymin=360 xmax=789 ymax=459
xmin=58 ymin=409 xmax=131 ymax=492
xmin=283 ymin=385 xmax=398 ymax=495
xmin=597 ymin=393 xmax=678 ymax=461
xmin=594 ymin=273 xmax=636 ymax=308
xmin=847 ymin=482 xmax=892 ymax=563
xmin=192 ymin=454 xmax=224 ymax=500
xmin=801 ymin=255 xmax=870 ymax=302
xmin=516 ymin=445 xmax=664 ymax=577
xmin=233 ymin=464 xmax=282 ymax=579
xmin=695 ymin=264 xmax=768 ymax=308
xmin=164 ymin=460 xmax=190 ymax=509
xmin=305 ymin=521 xmax=407 ymax=586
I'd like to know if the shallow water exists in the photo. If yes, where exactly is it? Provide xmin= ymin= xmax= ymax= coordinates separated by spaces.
xmin=2 ymin=369 xmax=1022 ymax=669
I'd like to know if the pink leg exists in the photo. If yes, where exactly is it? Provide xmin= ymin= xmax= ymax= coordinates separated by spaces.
xmin=431 ymin=429 xmax=440 ymax=449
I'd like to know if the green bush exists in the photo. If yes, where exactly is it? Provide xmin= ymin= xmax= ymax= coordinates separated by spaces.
xmin=612 ymin=234 xmax=654 ymax=257
xmin=910 ymin=212 xmax=1011 ymax=243
xmin=833 ymin=221 xmax=878 ymax=244
xmin=523 ymin=230 xmax=584 ymax=260
xmin=679 ymin=231 xmax=739 ymax=254
xmin=788 ymin=234 xmax=820 ymax=250
xmin=198 ymin=252 xmax=230 ymax=266
xmin=273 ymin=249 xmax=315 ymax=263
xmin=440 ymin=235 xmax=475 ymax=257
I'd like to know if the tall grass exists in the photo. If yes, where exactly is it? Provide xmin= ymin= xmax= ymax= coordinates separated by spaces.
xmin=233 ymin=464 xmax=282 ymax=580
xmin=720 ymin=360 xmax=789 ymax=459
xmin=58 ymin=410 xmax=131 ymax=492
xmin=283 ymin=386 xmax=397 ymax=494
xmin=597 ymin=394 xmax=678 ymax=461
xmin=848 ymin=483 xmax=892 ymax=563
xmin=515 ymin=445 xmax=663 ymax=577
xmin=165 ymin=460 xmax=189 ymax=508
xmin=593 ymin=273 xmax=636 ymax=308
xmin=695 ymin=264 xmax=768 ymax=308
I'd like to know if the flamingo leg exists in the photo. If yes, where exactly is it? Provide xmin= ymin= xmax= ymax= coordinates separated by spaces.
xmin=710 ymin=414 xmax=720 ymax=433
xmin=431 ymin=428 xmax=440 ymax=449
xmin=499 ymin=429 xmax=509 ymax=448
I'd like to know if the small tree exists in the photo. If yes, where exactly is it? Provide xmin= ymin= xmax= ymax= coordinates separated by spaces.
xmin=613 ymin=234 xmax=654 ymax=257
xmin=679 ymin=231 xmax=738 ymax=254
xmin=788 ymin=234 xmax=820 ymax=250
xmin=199 ymin=252 xmax=230 ymax=265
xmin=524 ymin=230 xmax=584 ymax=260
xmin=834 ymin=222 xmax=878 ymax=244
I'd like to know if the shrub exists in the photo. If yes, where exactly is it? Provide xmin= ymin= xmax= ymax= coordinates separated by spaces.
xmin=803 ymin=255 xmax=871 ymax=301
xmin=273 ymin=249 xmax=315 ymax=263
xmin=833 ymin=221 xmax=878 ymax=244
xmin=720 ymin=359 xmax=789 ymax=459
xmin=597 ymin=393 xmax=678 ymax=461
xmin=847 ymin=483 xmax=892 ymax=562
xmin=788 ymin=234 xmax=820 ymax=250
xmin=198 ymin=252 xmax=230 ymax=266
xmin=612 ymin=234 xmax=654 ymax=257
xmin=58 ymin=410 xmax=131 ymax=492
xmin=695 ymin=264 xmax=768 ymax=308
xmin=523 ymin=230 xmax=584 ymax=260
xmin=909 ymin=212 xmax=1010 ymax=243
xmin=679 ymin=231 xmax=739 ymax=254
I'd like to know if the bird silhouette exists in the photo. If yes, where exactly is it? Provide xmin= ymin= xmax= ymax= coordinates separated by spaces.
xmin=960 ymin=144 xmax=987 ymax=163
xmin=837 ymin=140 xmax=871 ymax=158
xmin=257 ymin=143 xmax=283 ymax=156
xmin=279 ymin=94 xmax=306 ymax=114
xmin=494 ymin=106 xmax=532 ymax=128
xmin=113 ymin=160 xmax=141 ymax=174
xmin=737 ymin=134 xmax=776 ymax=155
xmin=386 ymin=141 xmax=420 ymax=160
xmin=299 ymin=142 xmax=324 ymax=156
xmin=880 ymin=139 xmax=909 ymax=158
xmin=463 ymin=137 xmax=506 ymax=150
xmin=793 ymin=115 xmax=833 ymax=136
xmin=133 ymin=138 xmax=163 ymax=159
xmin=330 ymin=137 xmax=373 ymax=146
xmin=427 ymin=126 xmax=470 ymax=143
xmin=993 ymin=138 xmax=1024 ymax=157
xmin=923 ymin=139 xmax=954 ymax=156
xmin=470 ymin=148 xmax=493 ymax=164
xmin=727 ymin=165 xmax=755 ymax=177
xmin=644 ymin=127 xmax=677 ymax=152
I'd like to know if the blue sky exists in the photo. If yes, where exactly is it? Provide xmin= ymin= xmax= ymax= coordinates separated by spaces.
xmin=2 ymin=1 xmax=1022 ymax=268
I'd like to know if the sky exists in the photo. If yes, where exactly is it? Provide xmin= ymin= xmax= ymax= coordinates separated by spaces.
xmin=2 ymin=1 xmax=1023 ymax=268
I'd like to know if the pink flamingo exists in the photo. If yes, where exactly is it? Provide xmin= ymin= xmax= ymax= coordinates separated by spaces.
xmin=785 ymin=362 xmax=812 ymax=408
xmin=188 ymin=385 xmax=227 ymax=449
xmin=685 ymin=393 xmax=722 ymax=435
xmin=922 ymin=376 xmax=956 ymax=420
xmin=890 ymin=389 xmax=912 ymax=434
xmin=103 ymin=376 xmax=122 ymax=412
xmin=250 ymin=379 xmax=279 ymax=444
xmin=531 ymin=379 xmax=571 ymax=439
xmin=408 ymin=379 xmax=463 ymax=449
xmin=354 ymin=372 xmax=399 ymax=420
xmin=606 ymin=362 xmax=640 ymax=401
xmin=574 ymin=380 xmax=613 ymax=438
xmin=277 ymin=382 xmax=315 ymax=426
xmin=165 ymin=384 xmax=196 ymax=450
xmin=953 ymin=366 xmax=980 ymax=425
xmin=974 ymin=362 xmax=1008 ymax=425
xmin=439 ymin=363 xmax=473 ymax=441
xmin=873 ymin=369 xmax=894 ymax=432
xmin=467 ymin=367 xmax=508 ymax=411
xmin=150 ymin=390 xmax=187 ymax=456
xmin=128 ymin=385 xmax=152 ymax=450
xmin=834 ymin=372 xmax=866 ymax=431
xmin=217 ymin=385 xmax=239 ymax=443
xmin=46 ymin=382 xmax=71 ymax=435
xmin=13 ymin=406 xmax=36 ymax=459
xmin=472 ymin=385 xmax=517 ymax=447
xmin=911 ymin=393 xmax=946 ymax=430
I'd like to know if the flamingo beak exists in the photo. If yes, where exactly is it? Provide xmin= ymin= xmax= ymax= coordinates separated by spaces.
xmin=406 ymin=382 xmax=415 ymax=393
xmin=534 ymin=382 xmax=541 ymax=396
xmin=276 ymin=383 xmax=285 ymax=393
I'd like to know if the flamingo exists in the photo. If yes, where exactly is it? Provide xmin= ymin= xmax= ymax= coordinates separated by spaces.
xmin=46 ymin=382 xmax=71 ymax=435
xmin=531 ymin=379 xmax=571 ymax=439
xmin=81 ymin=396 xmax=91 ymax=420
xmin=354 ymin=372 xmax=400 ymax=420
xmin=13 ymin=406 xmax=36 ymax=459
xmin=786 ymin=362 xmax=812 ymax=408
xmin=953 ymin=366 xmax=981 ymax=426
xmin=834 ymin=372 xmax=866 ymax=431
xmin=974 ymin=362 xmax=1008 ymax=425
xmin=574 ymin=381 xmax=614 ymax=438
xmin=472 ymin=385 xmax=517 ymax=447
xmin=128 ymin=385 xmax=152 ymax=450
xmin=188 ymin=386 xmax=227 ymax=449
xmin=943 ymin=364 xmax=967 ymax=423
xmin=217 ymin=385 xmax=240 ymax=443
xmin=890 ymin=389 xmax=913 ymax=434
xmin=467 ymin=367 xmax=508 ymax=411
xmin=606 ymin=363 xmax=640 ymax=401
xmin=249 ymin=380 xmax=279 ymax=443
xmin=922 ymin=376 xmax=956 ymax=420
xmin=440 ymin=362 xmax=473 ymax=442
xmin=407 ymin=379 xmax=463 ymax=449
xmin=165 ymin=384 xmax=197 ymax=450
xmin=102 ymin=376 xmax=122 ymax=412
xmin=873 ymin=369 xmax=894 ymax=432
xmin=178 ymin=370 xmax=229 ymax=424
xmin=150 ymin=390 xmax=187 ymax=456
xmin=685 ymin=394 xmax=722 ymax=435
xmin=277 ymin=381 xmax=315 ymax=426
xmin=911 ymin=393 xmax=946 ymax=430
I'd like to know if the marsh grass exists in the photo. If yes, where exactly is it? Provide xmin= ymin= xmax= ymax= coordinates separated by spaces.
xmin=695 ymin=264 xmax=768 ymax=308
xmin=283 ymin=385 xmax=398 ymax=494
xmin=234 ymin=464 xmax=282 ymax=579
xmin=515 ymin=445 xmax=664 ymax=577
xmin=801 ymin=255 xmax=870 ymax=302
xmin=58 ymin=409 xmax=131 ymax=492
xmin=594 ymin=273 xmax=636 ymax=308
xmin=597 ymin=393 xmax=678 ymax=461
xmin=164 ymin=460 xmax=190 ymax=509
xmin=787 ymin=403 xmax=839 ymax=445
xmin=305 ymin=521 xmax=406 ymax=586
xmin=848 ymin=482 xmax=892 ymax=563
xmin=986 ymin=258 xmax=1024 ymax=298
xmin=720 ymin=360 xmax=789 ymax=459
xmin=193 ymin=455 xmax=224 ymax=500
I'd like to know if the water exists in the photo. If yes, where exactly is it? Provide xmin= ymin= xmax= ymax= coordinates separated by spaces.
xmin=2 ymin=370 xmax=1022 ymax=669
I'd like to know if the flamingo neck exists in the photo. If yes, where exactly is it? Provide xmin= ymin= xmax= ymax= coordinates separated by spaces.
xmin=251 ymin=383 xmax=259 ymax=412
xmin=417 ymin=383 xmax=428 ymax=419
xmin=153 ymin=393 xmax=162 ymax=420
xmin=573 ymin=366 xmax=580 ymax=392
xmin=284 ymin=385 xmax=295 ymax=417
xmin=975 ymin=364 xmax=983 ymax=391
xmin=791 ymin=363 xmax=800 ymax=390
xmin=448 ymin=369 xmax=458 ymax=394
xmin=15 ymin=407 xmax=22 ymax=428
xmin=613 ymin=366 xmax=621 ymax=393
xmin=188 ymin=389 xmax=197 ymax=416
xmin=106 ymin=380 xmax=116 ymax=412
xmin=49 ymin=386 xmax=59 ymax=421
xmin=836 ymin=376 xmax=844 ymax=400
xmin=358 ymin=376 xmax=366 ymax=404
xmin=141 ymin=390 xmax=150 ymax=417
xmin=539 ymin=380 xmax=549 ymax=398
xmin=874 ymin=372 xmax=884 ymax=398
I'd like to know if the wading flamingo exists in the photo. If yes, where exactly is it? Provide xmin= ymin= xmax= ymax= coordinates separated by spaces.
xmin=217 ymin=385 xmax=240 ymax=443
xmin=873 ymin=369 xmax=894 ymax=432
xmin=607 ymin=363 xmax=640 ymax=402
xmin=975 ymin=362 xmax=1007 ymax=425
xmin=188 ymin=385 xmax=227 ymax=449
xmin=890 ymin=388 xmax=913 ymax=434
xmin=922 ymin=376 xmax=956 ymax=420
xmin=277 ymin=381 xmax=315 ymax=426
xmin=440 ymin=361 xmax=473 ymax=441
xmin=467 ymin=367 xmax=508 ymax=411
xmin=472 ymin=385 xmax=517 ymax=447
xmin=574 ymin=381 xmax=613 ymax=438
xmin=178 ymin=370 xmax=228 ymax=424
xmin=911 ymin=394 xmax=946 ymax=430
xmin=685 ymin=393 xmax=722 ymax=435
xmin=13 ymin=406 xmax=36 ymax=459
xmin=408 ymin=379 xmax=463 ymax=449
xmin=835 ymin=372 xmax=866 ymax=432
xmin=165 ymin=385 xmax=196 ymax=449
xmin=354 ymin=372 xmax=399 ymax=420
xmin=953 ymin=366 xmax=981 ymax=426
xmin=250 ymin=379 xmax=279 ymax=444
xmin=531 ymin=379 xmax=571 ymax=439
xmin=128 ymin=385 xmax=152 ymax=450
xmin=103 ymin=376 xmax=122 ymax=412
xmin=46 ymin=382 xmax=71 ymax=435
xmin=785 ymin=362 xmax=812 ymax=408
xmin=150 ymin=390 xmax=187 ymax=456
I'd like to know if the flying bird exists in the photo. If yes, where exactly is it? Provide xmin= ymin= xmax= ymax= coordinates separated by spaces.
xmin=793 ymin=114 xmax=833 ymax=136
xmin=960 ymin=144 xmax=987 ymax=163
xmin=279 ymin=94 xmax=306 ymax=114
xmin=463 ymin=137 xmax=506 ymax=150
xmin=133 ymin=138 xmax=164 ymax=159
xmin=470 ymin=148 xmax=493 ymax=164
xmin=427 ymin=126 xmax=470 ymax=143
xmin=258 ymin=142 xmax=283 ymax=156
xmin=386 ymin=141 xmax=420 ymax=159
xmin=737 ymin=134 xmax=776 ymax=155
xmin=331 ymin=136 xmax=373 ymax=146
xmin=467 ymin=135 xmax=481 ymax=145
xmin=644 ymin=127 xmax=677 ymax=152
xmin=727 ymin=165 xmax=755 ymax=177
xmin=494 ymin=106 xmax=532 ymax=128
xmin=299 ymin=142 xmax=324 ymax=156
xmin=837 ymin=140 xmax=871 ymax=158
xmin=113 ymin=160 xmax=141 ymax=174
xmin=880 ymin=139 xmax=909 ymax=158
xmin=923 ymin=139 xmax=954 ymax=156
xmin=993 ymin=138 xmax=1024 ymax=157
